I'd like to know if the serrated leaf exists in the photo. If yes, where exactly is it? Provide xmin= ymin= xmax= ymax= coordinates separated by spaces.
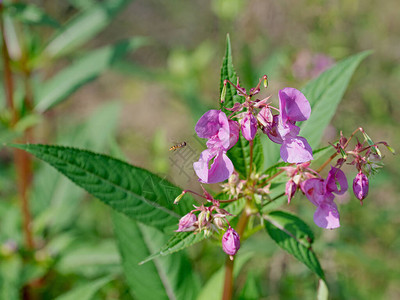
xmin=43 ymin=0 xmax=131 ymax=58
xmin=113 ymin=212 xmax=200 ymax=300
xmin=36 ymin=37 xmax=147 ymax=112
xmin=5 ymin=3 xmax=59 ymax=28
xmin=219 ymin=34 xmax=240 ymax=113
xmin=264 ymin=51 xmax=371 ymax=168
xmin=54 ymin=276 xmax=113 ymax=300
xmin=32 ymin=103 xmax=121 ymax=234
xmin=264 ymin=210 xmax=325 ymax=281
xmin=219 ymin=36 xmax=264 ymax=178
xmin=228 ymin=134 xmax=264 ymax=179
xmin=11 ymin=144 xmax=193 ymax=231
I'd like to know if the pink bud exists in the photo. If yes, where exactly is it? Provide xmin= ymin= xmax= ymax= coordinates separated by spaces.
xmin=222 ymin=227 xmax=240 ymax=256
xmin=353 ymin=171 xmax=369 ymax=203
xmin=241 ymin=113 xmax=257 ymax=141
xmin=285 ymin=180 xmax=297 ymax=204
xmin=257 ymin=106 xmax=273 ymax=128
xmin=176 ymin=213 xmax=197 ymax=232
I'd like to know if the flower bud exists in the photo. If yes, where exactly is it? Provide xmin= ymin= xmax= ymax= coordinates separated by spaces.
xmin=353 ymin=171 xmax=369 ymax=203
xmin=222 ymin=227 xmax=240 ymax=256
xmin=285 ymin=179 xmax=297 ymax=204
xmin=257 ymin=106 xmax=273 ymax=128
xmin=176 ymin=213 xmax=197 ymax=232
xmin=241 ymin=113 xmax=257 ymax=141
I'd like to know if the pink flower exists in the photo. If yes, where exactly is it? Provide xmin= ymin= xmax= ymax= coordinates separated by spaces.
xmin=265 ymin=88 xmax=313 ymax=164
xmin=222 ymin=227 xmax=240 ymax=256
xmin=302 ymin=167 xmax=348 ymax=229
xmin=241 ymin=113 xmax=257 ymax=141
xmin=193 ymin=110 xmax=239 ymax=184
xmin=325 ymin=167 xmax=348 ymax=195
xmin=176 ymin=213 xmax=197 ymax=232
xmin=353 ymin=171 xmax=369 ymax=202
xmin=279 ymin=88 xmax=311 ymax=123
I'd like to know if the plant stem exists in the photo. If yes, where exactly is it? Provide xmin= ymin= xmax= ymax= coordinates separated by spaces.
xmin=1 ymin=6 xmax=34 ymax=250
xmin=248 ymin=140 xmax=254 ymax=176
xmin=222 ymin=204 xmax=250 ymax=300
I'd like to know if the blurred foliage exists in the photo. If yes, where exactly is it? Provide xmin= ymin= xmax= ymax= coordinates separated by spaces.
xmin=0 ymin=0 xmax=399 ymax=299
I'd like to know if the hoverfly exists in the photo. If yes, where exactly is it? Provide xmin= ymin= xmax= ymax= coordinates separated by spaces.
xmin=169 ymin=141 xmax=187 ymax=151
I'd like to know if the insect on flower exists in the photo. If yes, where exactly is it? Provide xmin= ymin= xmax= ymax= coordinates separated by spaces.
xmin=169 ymin=141 xmax=187 ymax=151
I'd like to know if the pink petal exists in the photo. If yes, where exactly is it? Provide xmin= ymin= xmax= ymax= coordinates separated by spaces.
xmin=302 ymin=178 xmax=326 ymax=206
xmin=279 ymin=88 xmax=311 ymax=123
xmin=193 ymin=149 xmax=233 ymax=184
xmin=325 ymin=166 xmax=348 ymax=195
xmin=280 ymin=136 xmax=313 ymax=163
xmin=228 ymin=120 xmax=240 ymax=150
xmin=195 ymin=110 xmax=228 ymax=139
xmin=241 ymin=113 xmax=258 ymax=141
xmin=313 ymin=199 xmax=340 ymax=229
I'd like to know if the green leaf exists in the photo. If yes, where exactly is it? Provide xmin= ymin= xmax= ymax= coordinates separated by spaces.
xmin=301 ymin=51 xmax=372 ymax=149
xmin=228 ymin=134 xmax=264 ymax=178
xmin=264 ymin=210 xmax=325 ymax=281
xmin=139 ymin=231 xmax=206 ymax=265
xmin=54 ymin=276 xmax=113 ymax=300
xmin=263 ymin=51 xmax=371 ymax=168
xmin=113 ymin=212 xmax=200 ymax=300
xmin=55 ymin=239 xmax=121 ymax=277
xmin=43 ymin=0 xmax=131 ymax=58
xmin=36 ymin=37 xmax=147 ymax=112
xmin=0 ymin=256 xmax=21 ymax=300
xmin=219 ymin=35 xmax=264 ymax=178
xmin=219 ymin=33 xmax=240 ymax=113
xmin=32 ymin=103 xmax=121 ymax=234
xmin=11 ymin=144 xmax=193 ymax=231
xmin=5 ymin=3 xmax=59 ymax=28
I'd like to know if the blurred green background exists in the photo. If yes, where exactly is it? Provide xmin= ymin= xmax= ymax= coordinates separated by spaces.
xmin=0 ymin=0 xmax=399 ymax=299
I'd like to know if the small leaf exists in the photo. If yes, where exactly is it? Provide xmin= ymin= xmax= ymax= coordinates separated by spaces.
xmin=220 ymin=34 xmax=241 ymax=113
xmin=113 ymin=212 xmax=200 ymax=300
xmin=11 ymin=144 xmax=194 ymax=231
xmin=43 ymin=0 xmax=131 ymax=58
xmin=5 ymin=3 xmax=59 ymax=28
xmin=54 ymin=276 xmax=113 ymax=300
xmin=264 ymin=210 xmax=325 ymax=281
xmin=36 ymin=37 xmax=147 ymax=112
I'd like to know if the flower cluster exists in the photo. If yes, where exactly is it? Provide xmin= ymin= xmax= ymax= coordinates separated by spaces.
xmin=193 ymin=76 xmax=314 ymax=185
xmin=174 ymin=187 xmax=240 ymax=258
xmin=174 ymin=73 xmax=392 ymax=258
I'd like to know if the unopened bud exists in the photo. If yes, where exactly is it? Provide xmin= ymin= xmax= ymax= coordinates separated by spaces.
xmin=285 ymin=180 xmax=297 ymax=204
xmin=257 ymin=106 xmax=273 ymax=128
xmin=176 ymin=213 xmax=197 ymax=232
xmin=353 ymin=171 xmax=369 ymax=204
xmin=263 ymin=75 xmax=268 ymax=88
xmin=174 ymin=191 xmax=186 ymax=204
xmin=221 ymin=80 xmax=227 ymax=103
xmin=213 ymin=217 xmax=226 ymax=230
xmin=222 ymin=227 xmax=240 ymax=256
